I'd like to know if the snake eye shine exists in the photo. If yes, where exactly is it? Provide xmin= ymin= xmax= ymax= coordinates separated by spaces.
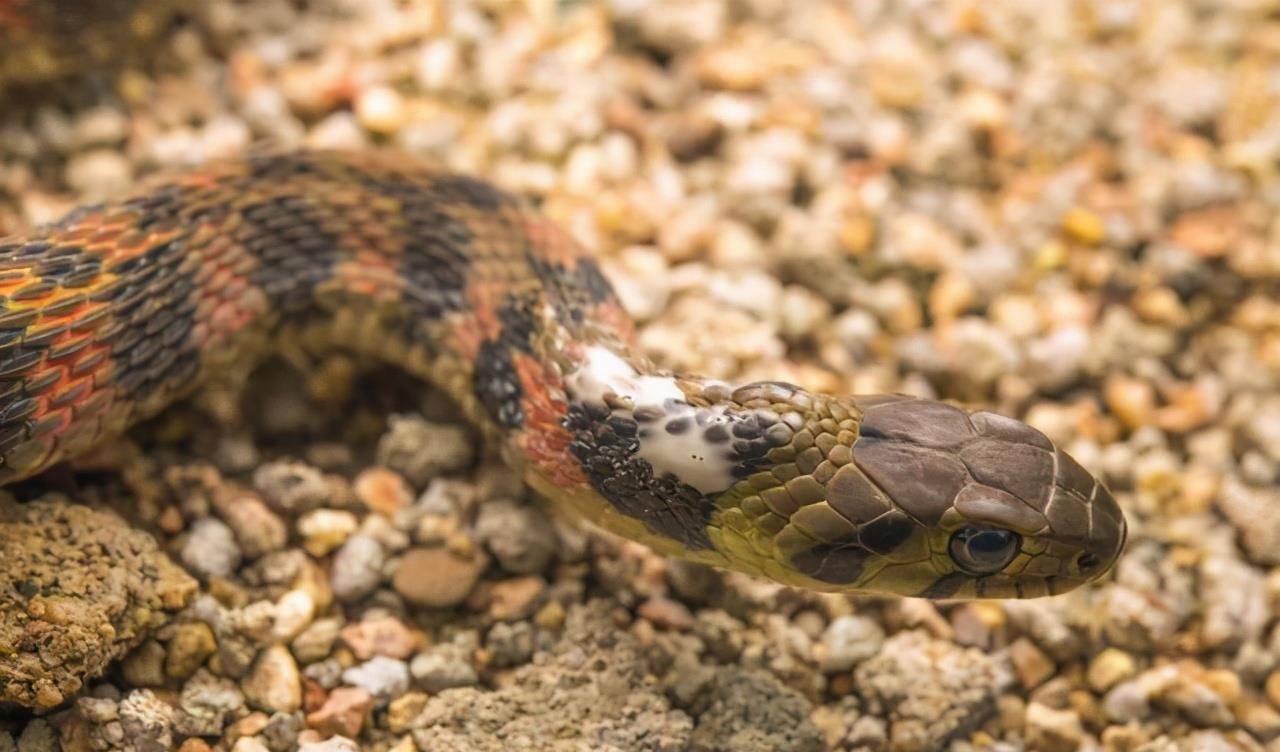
xmin=0 ymin=151 xmax=1126 ymax=603
xmin=949 ymin=527 xmax=1021 ymax=575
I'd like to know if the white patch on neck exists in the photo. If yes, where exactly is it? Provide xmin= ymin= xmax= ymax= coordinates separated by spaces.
xmin=565 ymin=346 xmax=737 ymax=495
xmin=565 ymin=346 xmax=685 ymax=407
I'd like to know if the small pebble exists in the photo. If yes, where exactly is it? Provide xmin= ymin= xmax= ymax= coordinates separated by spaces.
xmin=409 ymin=643 xmax=479 ymax=693
xmin=818 ymin=615 xmax=885 ymax=673
xmin=341 ymin=656 xmax=410 ymax=706
xmin=242 ymin=646 xmax=302 ymax=714
xmin=393 ymin=546 xmax=485 ymax=608
xmin=182 ymin=518 xmax=243 ymax=580
xmin=304 ymin=687 xmax=373 ymax=738
xmin=298 ymin=509 xmax=359 ymax=557
xmin=340 ymin=615 xmax=419 ymax=660
xmin=329 ymin=535 xmax=386 ymax=603
xmin=473 ymin=499 xmax=558 ymax=575
xmin=353 ymin=468 xmax=413 ymax=517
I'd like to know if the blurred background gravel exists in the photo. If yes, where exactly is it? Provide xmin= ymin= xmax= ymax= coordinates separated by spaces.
xmin=1 ymin=0 xmax=1279 ymax=750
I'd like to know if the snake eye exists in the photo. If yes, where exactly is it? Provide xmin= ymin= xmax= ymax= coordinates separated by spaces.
xmin=949 ymin=527 xmax=1020 ymax=576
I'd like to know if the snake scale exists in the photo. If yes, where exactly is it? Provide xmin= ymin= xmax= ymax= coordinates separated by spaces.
xmin=0 ymin=151 xmax=1125 ymax=599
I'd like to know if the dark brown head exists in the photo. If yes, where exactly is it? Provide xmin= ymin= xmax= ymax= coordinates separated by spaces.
xmin=707 ymin=390 xmax=1126 ymax=599
xmin=824 ymin=395 xmax=1125 ymax=598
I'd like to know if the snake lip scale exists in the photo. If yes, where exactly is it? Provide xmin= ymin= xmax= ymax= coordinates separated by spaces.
xmin=0 ymin=150 xmax=1126 ymax=600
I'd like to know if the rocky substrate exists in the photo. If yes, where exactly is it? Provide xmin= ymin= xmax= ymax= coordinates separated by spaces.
xmin=0 ymin=0 xmax=1278 ymax=750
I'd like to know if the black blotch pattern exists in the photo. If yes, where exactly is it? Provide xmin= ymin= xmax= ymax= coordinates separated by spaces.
xmin=726 ymin=411 xmax=775 ymax=479
xmin=791 ymin=543 xmax=870 ymax=584
xmin=495 ymin=292 xmax=542 ymax=355
xmin=573 ymin=258 xmax=614 ymax=303
xmin=858 ymin=511 xmax=915 ymax=555
xmin=566 ymin=402 xmax=715 ymax=550
xmin=472 ymin=340 xmax=524 ymax=429
xmin=526 ymin=255 xmax=619 ymax=328
xmin=237 ymin=194 xmax=343 ymax=315
xmin=335 ymin=161 xmax=477 ymax=322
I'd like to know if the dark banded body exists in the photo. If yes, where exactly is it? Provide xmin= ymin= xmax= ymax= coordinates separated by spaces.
xmin=0 ymin=151 xmax=1126 ymax=599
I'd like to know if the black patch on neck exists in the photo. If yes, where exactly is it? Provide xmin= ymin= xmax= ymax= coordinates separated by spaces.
xmin=565 ymin=402 xmax=715 ymax=551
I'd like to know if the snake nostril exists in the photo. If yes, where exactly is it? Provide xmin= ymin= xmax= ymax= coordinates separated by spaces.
xmin=1076 ymin=552 xmax=1099 ymax=573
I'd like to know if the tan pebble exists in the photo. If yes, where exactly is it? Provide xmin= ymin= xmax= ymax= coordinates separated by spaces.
xmin=1239 ymin=697 xmax=1280 ymax=740
xmin=1266 ymin=671 xmax=1280 ymax=709
xmin=355 ymin=85 xmax=407 ymax=134
xmin=1100 ymin=724 xmax=1149 ymax=749
xmin=298 ymin=509 xmax=359 ymax=557
xmin=1169 ymin=206 xmax=1239 ymax=258
xmin=867 ymin=32 xmax=931 ymax=108
xmin=1062 ymin=207 xmax=1105 ymax=245
xmin=996 ymin=694 xmax=1025 ymax=733
xmin=386 ymin=691 xmax=429 ymax=734
xmin=637 ymin=597 xmax=694 ymax=631
xmin=242 ymin=645 xmax=302 ymax=714
xmin=1009 ymin=638 xmax=1055 ymax=689
xmin=809 ymin=705 xmax=848 ymax=748
xmin=486 ymin=576 xmax=547 ymax=621
xmin=354 ymin=467 xmax=413 ymax=517
xmin=958 ymin=88 xmax=1008 ymax=130
xmin=928 ymin=272 xmax=976 ymax=324
xmin=1105 ymin=374 xmax=1155 ymax=430
xmin=1034 ymin=240 xmax=1068 ymax=270
xmin=166 ymin=622 xmax=217 ymax=680
xmin=178 ymin=740 xmax=214 ymax=752
xmin=695 ymin=45 xmax=767 ymax=91
xmin=305 ymin=686 xmax=374 ymax=738
xmin=393 ymin=547 xmax=486 ymax=608
xmin=293 ymin=558 xmax=334 ymax=613
xmin=340 ymin=615 xmax=420 ymax=660
xmin=121 ymin=640 xmax=166 ymax=687
xmin=1155 ymin=381 xmax=1220 ymax=434
xmin=157 ymin=506 xmax=185 ymax=534
xmin=838 ymin=214 xmax=876 ymax=257
xmin=214 ymin=491 xmax=287 ymax=558
xmin=273 ymin=589 xmax=316 ymax=644
xmin=1087 ymin=648 xmax=1136 ymax=693
xmin=226 ymin=712 xmax=269 ymax=743
xmin=231 ymin=737 xmax=269 ymax=752
xmin=1025 ymin=702 xmax=1084 ymax=752
xmin=1132 ymin=286 xmax=1188 ymax=326
xmin=1202 ymin=668 xmax=1242 ymax=705
xmin=65 ymin=149 xmax=134 ymax=200
xmin=534 ymin=600 xmax=567 ymax=631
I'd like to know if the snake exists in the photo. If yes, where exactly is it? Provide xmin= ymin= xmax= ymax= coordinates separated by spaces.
xmin=0 ymin=151 xmax=1126 ymax=600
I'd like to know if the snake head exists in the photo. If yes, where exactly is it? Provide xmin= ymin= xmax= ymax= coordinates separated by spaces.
xmin=716 ymin=388 xmax=1126 ymax=599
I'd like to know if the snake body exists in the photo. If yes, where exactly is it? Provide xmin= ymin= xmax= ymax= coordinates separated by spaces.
xmin=0 ymin=151 xmax=1125 ymax=599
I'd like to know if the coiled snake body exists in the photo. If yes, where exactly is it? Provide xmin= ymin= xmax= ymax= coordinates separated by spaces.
xmin=0 ymin=151 xmax=1125 ymax=599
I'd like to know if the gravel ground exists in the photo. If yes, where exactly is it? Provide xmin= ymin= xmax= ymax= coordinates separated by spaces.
xmin=0 ymin=0 xmax=1278 ymax=750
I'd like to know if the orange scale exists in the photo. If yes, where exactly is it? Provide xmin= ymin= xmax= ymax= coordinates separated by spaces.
xmin=47 ymin=376 xmax=93 ymax=409
xmin=208 ymin=266 xmax=234 ymax=289
xmin=74 ymin=389 xmax=114 ymax=419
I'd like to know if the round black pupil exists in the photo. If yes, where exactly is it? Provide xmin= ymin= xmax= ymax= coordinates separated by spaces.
xmin=968 ymin=531 xmax=1011 ymax=557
